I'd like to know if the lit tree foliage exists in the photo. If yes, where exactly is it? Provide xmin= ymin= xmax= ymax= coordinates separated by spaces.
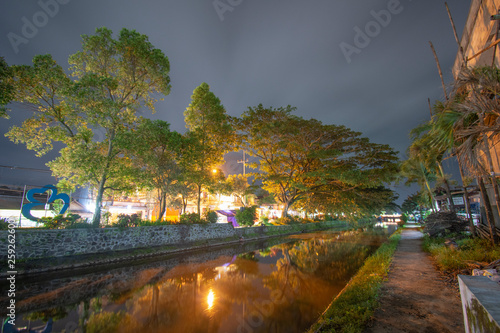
xmin=226 ymin=174 xmax=253 ymax=207
xmin=123 ymin=118 xmax=183 ymax=222
xmin=0 ymin=57 xmax=13 ymax=118
xmin=5 ymin=27 xmax=171 ymax=226
xmin=235 ymin=105 xmax=399 ymax=217
xmin=182 ymin=82 xmax=234 ymax=215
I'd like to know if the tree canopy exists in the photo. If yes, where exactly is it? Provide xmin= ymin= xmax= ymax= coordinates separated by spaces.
xmin=182 ymin=82 xmax=234 ymax=215
xmin=5 ymin=27 xmax=171 ymax=226
xmin=234 ymin=104 xmax=399 ymax=217
xmin=0 ymin=57 xmax=13 ymax=118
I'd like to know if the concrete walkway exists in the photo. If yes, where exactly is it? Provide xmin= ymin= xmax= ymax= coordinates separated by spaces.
xmin=364 ymin=226 xmax=465 ymax=333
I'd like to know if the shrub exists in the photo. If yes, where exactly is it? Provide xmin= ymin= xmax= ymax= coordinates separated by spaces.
xmin=275 ymin=215 xmax=301 ymax=225
xmin=180 ymin=212 xmax=202 ymax=224
xmin=235 ymin=206 xmax=257 ymax=226
xmin=137 ymin=219 xmax=172 ymax=227
xmin=39 ymin=214 xmax=85 ymax=229
xmin=205 ymin=210 xmax=218 ymax=223
xmin=260 ymin=215 xmax=270 ymax=225
xmin=64 ymin=213 xmax=83 ymax=227
xmin=423 ymin=234 xmax=500 ymax=273
xmin=113 ymin=213 xmax=141 ymax=229
xmin=0 ymin=218 xmax=10 ymax=230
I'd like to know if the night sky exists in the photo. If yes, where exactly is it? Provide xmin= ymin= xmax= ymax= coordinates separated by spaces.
xmin=0 ymin=1 xmax=471 ymax=203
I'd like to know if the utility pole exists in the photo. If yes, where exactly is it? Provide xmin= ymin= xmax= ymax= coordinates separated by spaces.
xmin=237 ymin=151 xmax=248 ymax=175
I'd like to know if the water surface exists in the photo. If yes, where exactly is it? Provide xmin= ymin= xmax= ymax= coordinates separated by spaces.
xmin=4 ymin=225 xmax=395 ymax=332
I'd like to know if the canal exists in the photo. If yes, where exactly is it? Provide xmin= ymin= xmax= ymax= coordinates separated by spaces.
xmin=2 ymin=224 xmax=396 ymax=333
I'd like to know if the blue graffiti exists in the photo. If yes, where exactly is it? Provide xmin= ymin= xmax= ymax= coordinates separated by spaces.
xmin=21 ymin=185 xmax=70 ymax=221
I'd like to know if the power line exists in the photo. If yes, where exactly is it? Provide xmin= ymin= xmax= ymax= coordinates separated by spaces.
xmin=0 ymin=165 xmax=52 ymax=173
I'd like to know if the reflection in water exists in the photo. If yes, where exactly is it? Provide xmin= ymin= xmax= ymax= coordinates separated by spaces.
xmin=8 ymin=225 xmax=395 ymax=332
xmin=207 ymin=289 xmax=214 ymax=312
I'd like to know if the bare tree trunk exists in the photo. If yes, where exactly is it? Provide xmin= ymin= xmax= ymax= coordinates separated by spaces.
xmin=157 ymin=190 xmax=167 ymax=223
xmin=92 ymin=131 xmax=115 ymax=227
xmin=196 ymin=184 xmax=202 ymax=217
xmin=281 ymin=201 xmax=289 ymax=218
xmin=181 ymin=195 xmax=188 ymax=214
xmin=429 ymin=41 xmax=449 ymax=101
xmin=422 ymin=162 xmax=436 ymax=212
xmin=458 ymin=161 xmax=475 ymax=236
xmin=445 ymin=2 xmax=466 ymax=65
xmin=438 ymin=163 xmax=456 ymax=212
xmin=92 ymin=175 xmax=106 ymax=227
xmin=478 ymin=177 xmax=497 ymax=245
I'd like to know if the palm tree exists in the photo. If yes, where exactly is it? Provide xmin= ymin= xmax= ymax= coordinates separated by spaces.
xmin=424 ymin=100 xmax=476 ymax=234
xmin=451 ymin=66 xmax=500 ymax=244
xmin=400 ymin=153 xmax=437 ymax=212
xmin=409 ymin=124 xmax=456 ymax=212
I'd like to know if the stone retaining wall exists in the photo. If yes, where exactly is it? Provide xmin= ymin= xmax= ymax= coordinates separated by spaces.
xmin=0 ymin=221 xmax=343 ymax=260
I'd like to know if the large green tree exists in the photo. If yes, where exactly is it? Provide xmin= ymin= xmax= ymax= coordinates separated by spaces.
xmin=6 ymin=27 xmax=171 ymax=226
xmin=235 ymin=105 xmax=399 ymax=217
xmin=123 ymin=118 xmax=183 ymax=222
xmin=0 ymin=57 xmax=13 ymax=118
xmin=226 ymin=174 xmax=253 ymax=207
xmin=182 ymin=82 xmax=234 ymax=215
xmin=400 ymin=153 xmax=437 ymax=212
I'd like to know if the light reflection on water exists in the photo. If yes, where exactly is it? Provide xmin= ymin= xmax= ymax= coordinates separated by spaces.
xmin=8 ymin=225 xmax=396 ymax=332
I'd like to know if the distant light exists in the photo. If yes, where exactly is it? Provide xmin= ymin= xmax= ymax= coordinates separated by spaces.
xmin=85 ymin=203 xmax=94 ymax=213
xmin=127 ymin=204 xmax=132 ymax=210
xmin=212 ymin=169 xmax=217 ymax=174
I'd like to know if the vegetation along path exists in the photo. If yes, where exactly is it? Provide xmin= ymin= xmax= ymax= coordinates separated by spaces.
xmin=364 ymin=226 xmax=465 ymax=333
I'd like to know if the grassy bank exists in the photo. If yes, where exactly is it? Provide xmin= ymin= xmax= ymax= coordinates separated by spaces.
xmin=422 ymin=233 xmax=500 ymax=275
xmin=308 ymin=230 xmax=401 ymax=333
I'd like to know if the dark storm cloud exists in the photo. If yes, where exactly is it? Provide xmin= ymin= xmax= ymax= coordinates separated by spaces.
xmin=0 ymin=0 xmax=470 ymax=201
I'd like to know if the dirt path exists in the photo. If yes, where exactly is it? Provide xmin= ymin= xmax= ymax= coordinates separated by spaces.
xmin=364 ymin=227 xmax=465 ymax=333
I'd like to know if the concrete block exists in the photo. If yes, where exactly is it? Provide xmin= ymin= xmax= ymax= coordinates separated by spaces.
xmin=458 ymin=275 xmax=500 ymax=333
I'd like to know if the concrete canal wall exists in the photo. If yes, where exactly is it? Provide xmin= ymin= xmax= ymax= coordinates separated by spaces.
xmin=458 ymin=275 xmax=500 ymax=333
xmin=0 ymin=221 xmax=344 ymax=260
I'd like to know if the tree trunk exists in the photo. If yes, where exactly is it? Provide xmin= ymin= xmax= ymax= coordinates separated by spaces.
xmin=479 ymin=112 xmax=500 ymax=229
xmin=438 ymin=163 xmax=456 ymax=212
xmin=281 ymin=197 xmax=297 ymax=218
xmin=157 ymin=190 xmax=167 ymax=223
xmin=281 ymin=201 xmax=289 ymax=218
xmin=478 ymin=177 xmax=497 ymax=245
xmin=182 ymin=197 xmax=187 ymax=214
xmin=458 ymin=161 xmax=475 ymax=236
xmin=92 ymin=173 xmax=106 ymax=227
xmin=196 ymin=184 xmax=202 ymax=217
xmin=424 ymin=179 xmax=436 ymax=212
xmin=92 ymin=131 xmax=115 ymax=227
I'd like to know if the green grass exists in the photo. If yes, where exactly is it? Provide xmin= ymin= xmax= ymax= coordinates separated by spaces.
xmin=308 ymin=230 xmax=401 ymax=333
xmin=422 ymin=234 xmax=500 ymax=273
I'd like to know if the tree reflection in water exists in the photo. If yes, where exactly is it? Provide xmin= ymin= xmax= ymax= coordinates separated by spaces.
xmin=17 ymin=227 xmax=391 ymax=332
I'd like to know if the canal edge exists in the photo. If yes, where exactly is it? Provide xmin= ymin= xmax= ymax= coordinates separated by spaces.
xmin=1 ymin=221 xmax=370 ymax=278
